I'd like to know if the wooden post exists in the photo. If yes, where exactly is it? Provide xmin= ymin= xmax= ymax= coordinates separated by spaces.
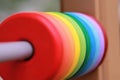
xmin=61 ymin=0 xmax=120 ymax=80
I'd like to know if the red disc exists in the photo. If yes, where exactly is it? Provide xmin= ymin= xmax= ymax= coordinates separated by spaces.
xmin=0 ymin=12 xmax=63 ymax=80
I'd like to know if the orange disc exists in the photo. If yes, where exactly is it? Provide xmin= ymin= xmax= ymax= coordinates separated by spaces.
xmin=45 ymin=12 xmax=75 ymax=80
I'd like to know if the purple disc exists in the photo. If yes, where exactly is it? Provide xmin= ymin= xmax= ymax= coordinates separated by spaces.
xmin=81 ymin=14 xmax=105 ymax=72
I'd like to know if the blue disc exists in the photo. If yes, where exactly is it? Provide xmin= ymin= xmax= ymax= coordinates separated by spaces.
xmin=65 ymin=12 xmax=100 ymax=78
xmin=79 ymin=14 xmax=105 ymax=72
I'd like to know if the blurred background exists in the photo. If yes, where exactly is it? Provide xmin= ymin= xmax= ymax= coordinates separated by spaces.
xmin=0 ymin=0 xmax=60 ymax=21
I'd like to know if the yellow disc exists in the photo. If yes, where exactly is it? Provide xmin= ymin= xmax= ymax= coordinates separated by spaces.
xmin=47 ymin=12 xmax=80 ymax=79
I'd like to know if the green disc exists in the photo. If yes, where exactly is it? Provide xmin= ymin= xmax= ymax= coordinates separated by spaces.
xmin=57 ymin=12 xmax=86 ymax=79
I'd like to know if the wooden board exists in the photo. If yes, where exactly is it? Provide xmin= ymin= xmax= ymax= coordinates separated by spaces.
xmin=61 ymin=0 xmax=120 ymax=80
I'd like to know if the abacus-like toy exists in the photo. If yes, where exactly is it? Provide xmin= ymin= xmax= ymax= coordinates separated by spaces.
xmin=0 ymin=12 xmax=108 ymax=80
